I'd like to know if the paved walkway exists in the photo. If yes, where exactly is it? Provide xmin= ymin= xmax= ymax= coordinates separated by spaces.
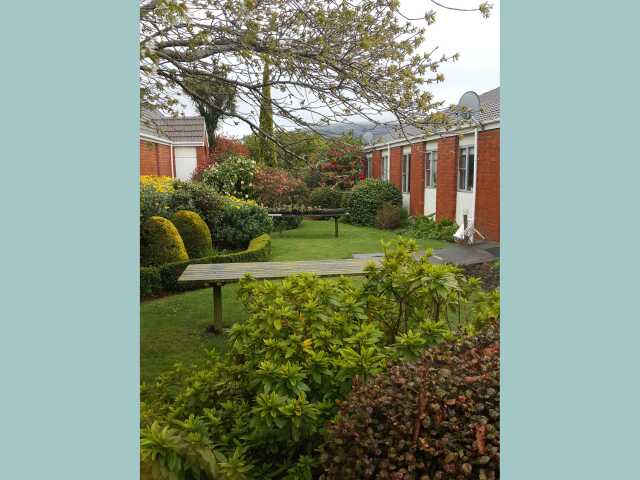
xmin=352 ymin=242 xmax=499 ymax=266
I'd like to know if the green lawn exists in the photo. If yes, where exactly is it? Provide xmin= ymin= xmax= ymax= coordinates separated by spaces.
xmin=140 ymin=220 xmax=447 ymax=383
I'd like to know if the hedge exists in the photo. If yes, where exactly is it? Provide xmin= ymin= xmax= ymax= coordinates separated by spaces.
xmin=140 ymin=234 xmax=272 ymax=298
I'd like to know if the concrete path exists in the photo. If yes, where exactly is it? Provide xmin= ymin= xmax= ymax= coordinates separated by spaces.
xmin=352 ymin=242 xmax=499 ymax=266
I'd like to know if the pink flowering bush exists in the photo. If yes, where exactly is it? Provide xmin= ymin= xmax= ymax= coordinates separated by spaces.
xmin=253 ymin=166 xmax=308 ymax=207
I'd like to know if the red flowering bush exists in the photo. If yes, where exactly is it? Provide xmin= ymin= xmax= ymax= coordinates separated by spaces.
xmin=253 ymin=166 xmax=308 ymax=207
xmin=317 ymin=137 xmax=363 ymax=189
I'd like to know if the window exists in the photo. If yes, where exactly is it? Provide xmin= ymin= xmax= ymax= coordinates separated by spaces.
xmin=458 ymin=146 xmax=475 ymax=191
xmin=402 ymin=151 xmax=411 ymax=193
xmin=381 ymin=150 xmax=389 ymax=181
xmin=425 ymin=150 xmax=437 ymax=188
xmin=365 ymin=153 xmax=372 ymax=178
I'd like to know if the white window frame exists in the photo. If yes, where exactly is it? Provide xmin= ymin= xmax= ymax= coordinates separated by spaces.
xmin=425 ymin=150 xmax=437 ymax=188
xmin=365 ymin=152 xmax=373 ymax=178
xmin=401 ymin=150 xmax=411 ymax=193
xmin=381 ymin=150 xmax=389 ymax=181
xmin=458 ymin=146 xmax=475 ymax=192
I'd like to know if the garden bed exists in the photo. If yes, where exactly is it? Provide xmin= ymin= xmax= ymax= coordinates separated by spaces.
xmin=461 ymin=261 xmax=500 ymax=291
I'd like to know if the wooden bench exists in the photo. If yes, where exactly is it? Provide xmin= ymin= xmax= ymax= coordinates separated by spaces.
xmin=268 ymin=209 xmax=347 ymax=237
xmin=178 ymin=258 xmax=379 ymax=326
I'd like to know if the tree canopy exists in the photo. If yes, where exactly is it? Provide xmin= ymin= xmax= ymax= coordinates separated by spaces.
xmin=140 ymin=0 xmax=491 ymax=151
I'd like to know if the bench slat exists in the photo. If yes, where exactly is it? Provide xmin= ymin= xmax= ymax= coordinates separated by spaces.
xmin=178 ymin=258 xmax=380 ymax=284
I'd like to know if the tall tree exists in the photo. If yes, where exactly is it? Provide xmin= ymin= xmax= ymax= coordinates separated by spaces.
xmin=256 ymin=58 xmax=278 ymax=166
xmin=183 ymin=74 xmax=236 ymax=149
xmin=140 ymin=0 xmax=492 ymax=154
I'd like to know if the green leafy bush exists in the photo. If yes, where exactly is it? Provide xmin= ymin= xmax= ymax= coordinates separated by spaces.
xmin=348 ymin=179 xmax=402 ymax=226
xmin=404 ymin=215 xmax=458 ymax=241
xmin=309 ymin=186 xmax=344 ymax=209
xmin=140 ymin=216 xmax=189 ymax=267
xmin=374 ymin=202 xmax=408 ymax=230
xmin=169 ymin=181 xmax=226 ymax=242
xmin=140 ymin=185 xmax=172 ymax=223
xmin=140 ymin=267 xmax=162 ymax=297
xmin=273 ymin=215 xmax=303 ymax=231
xmin=218 ymin=202 xmax=273 ymax=249
xmin=171 ymin=210 xmax=214 ymax=259
xmin=201 ymin=154 xmax=256 ymax=199
xmin=141 ymin=240 xmax=500 ymax=476
xmin=320 ymin=321 xmax=500 ymax=480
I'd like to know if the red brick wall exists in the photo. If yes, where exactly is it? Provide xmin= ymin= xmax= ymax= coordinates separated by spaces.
xmin=157 ymin=144 xmax=172 ymax=176
xmin=409 ymin=142 xmax=426 ymax=216
xmin=372 ymin=150 xmax=382 ymax=179
xmin=140 ymin=140 xmax=173 ymax=177
xmin=140 ymin=140 xmax=157 ymax=176
xmin=436 ymin=135 xmax=459 ymax=221
xmin=196 ymin=146 xmax=208 ymax=173
xmin=389 ymin=146 xmax=402 ymax=190
xmin=475 ymin=128 xmax=500 ymax=241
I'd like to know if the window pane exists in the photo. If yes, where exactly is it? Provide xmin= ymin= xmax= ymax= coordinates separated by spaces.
xmin=459 ymin=149 xmax=466 ymax=169
xmin=458 ymin=169 xmax=466 ymax=190
xmin=467 ymin=151 xmax=475 ymax=190
xmin=432 ymin=158 xmax=437 ymax=187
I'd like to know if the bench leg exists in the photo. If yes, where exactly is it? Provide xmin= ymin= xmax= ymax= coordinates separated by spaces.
xmin=213 ymin=284 xmax=223 ymax=329
xmin=334 ymin=216 xmax=339 ymax=237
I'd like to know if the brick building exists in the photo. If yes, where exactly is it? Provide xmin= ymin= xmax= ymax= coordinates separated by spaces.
xmin=363 ymin=87 xmax=500 ymax=242
xmin=139 ymin=110 xmax=209 ymax=180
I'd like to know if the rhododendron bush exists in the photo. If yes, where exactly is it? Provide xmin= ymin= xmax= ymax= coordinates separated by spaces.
xmin=253 ymin=166 xmax=308 ymax=207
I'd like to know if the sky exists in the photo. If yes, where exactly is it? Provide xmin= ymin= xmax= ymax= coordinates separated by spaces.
xmin=186 ymin=0 xmax=500 ymax=137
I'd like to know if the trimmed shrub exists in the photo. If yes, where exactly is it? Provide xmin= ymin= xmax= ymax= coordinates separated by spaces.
xmin=375 ymin=202 xmax=408 ymax=229
xmin=143 ymin=234 xmax=272 ymax=295
xmin=140 ymin=267 xmax=162 ymax=297
xmin=171 ymin=210 xmax=214 ymax=258
xmin=218 ymin=202 xmax=273 ymax=249
xmin=348 ymin=179 xmax=402 ymax=226
xmin=309 ymin=186 xmax=344 ymax=209
xmin=169 ymin=181 xmax=226 ymax=241
xmin=140 ymin=216 xmax=189 ymax=267
xmin=321 ymin=321 xmax=500 ymax=480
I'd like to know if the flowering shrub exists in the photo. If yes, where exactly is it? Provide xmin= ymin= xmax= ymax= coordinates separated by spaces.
xmin=141 ymin=240 xmax=500 ymax=478
xmin=201 ymin=154 xmax=256 ymax=199
xmin=253 ymin=166 xmax=308 ymax=207
xmin=317 ymin=136 xmax=363 ymax=189
xmin=140 ymin=175 xmax=174 ymax=192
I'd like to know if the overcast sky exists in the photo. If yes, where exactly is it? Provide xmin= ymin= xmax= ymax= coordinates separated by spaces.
xmin=189 ymin=0 xmax=500 ymax=137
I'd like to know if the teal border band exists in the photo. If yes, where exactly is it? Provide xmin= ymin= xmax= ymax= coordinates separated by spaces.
xmin=0 ymin=1 xmax=139 ymax=478
xmin=502 ymin=1 xmax=640 ymax=478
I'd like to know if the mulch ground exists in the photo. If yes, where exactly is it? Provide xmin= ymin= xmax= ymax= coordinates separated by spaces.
xmin=461 ymin=262 xmax=500 ymax=291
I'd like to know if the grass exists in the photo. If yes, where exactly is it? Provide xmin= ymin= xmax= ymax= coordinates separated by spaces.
xmin=140 ymin=220 xmax=447 ymax=383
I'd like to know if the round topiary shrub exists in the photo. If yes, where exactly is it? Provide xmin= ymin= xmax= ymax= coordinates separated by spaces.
xmin=140 ymin=216 xmax=189 ymax=267
xmin=170 ymin=210 xmax=213 ymax=259
xmin=321 ymin=321 xmax=500 ymax=480
xmin=348 ymin=179 xmax=402 ymax=226
xmin=309 ymin=186 xmax=344 ymax=209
